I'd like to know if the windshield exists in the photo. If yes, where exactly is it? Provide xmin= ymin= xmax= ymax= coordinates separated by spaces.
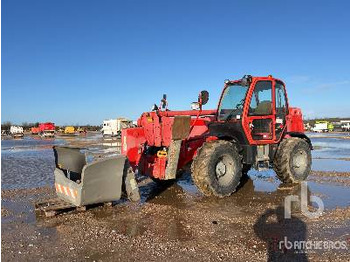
xmin=218 ymin=83 xmax=248 ymax=121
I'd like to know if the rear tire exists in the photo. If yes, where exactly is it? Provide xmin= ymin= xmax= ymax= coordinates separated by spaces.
xmin=273 ymin=137 xmax=312 ymax=183
xmin=191 ymin=140 xmax=242 ymax=197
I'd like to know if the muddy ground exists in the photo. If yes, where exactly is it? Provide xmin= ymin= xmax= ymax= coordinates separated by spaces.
xmin=1 ymin=132 xmax=350 ymax=261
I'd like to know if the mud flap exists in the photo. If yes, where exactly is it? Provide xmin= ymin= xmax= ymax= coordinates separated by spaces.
xmin=165 ymin=140 xmax=182 ymax=179
xmin=53 ymin=146 xmax=140 ymax=206
xmin=123 ymin=162 xmax=141 ymax=202
xmin=164 ymin=116 xmax=191 ymax=180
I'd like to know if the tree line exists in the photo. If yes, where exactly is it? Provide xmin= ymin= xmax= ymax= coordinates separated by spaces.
xmin=1 ymin=122 xmax=101 ymax=131
xmin=304 ymin=117 xmax=350 ymax=126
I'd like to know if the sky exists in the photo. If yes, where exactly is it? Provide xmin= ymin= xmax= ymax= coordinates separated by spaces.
xmin=2 ymin=0 xmax=350 ymax=125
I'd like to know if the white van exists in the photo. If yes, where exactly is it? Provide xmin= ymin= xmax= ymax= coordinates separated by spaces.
xmin=10 ymin=126 xmax=24 ymax=138
xmin=101 ymin=118 xmax=133 ymax=137
xmin=312 ymin=122 xmax=328 ymax=133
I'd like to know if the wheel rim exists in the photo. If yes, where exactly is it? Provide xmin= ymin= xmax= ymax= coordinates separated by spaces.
xmin=215 ymin=155 xmax=235 ymax=186
xmin=292 ymin=149 xmax=308 ymax=178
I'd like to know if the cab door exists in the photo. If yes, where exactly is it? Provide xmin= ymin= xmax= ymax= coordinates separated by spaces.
xmin=244 ymin=79 xmax=276 ymax=144
xmin=274 ymin=80 xmax=288 ymax=142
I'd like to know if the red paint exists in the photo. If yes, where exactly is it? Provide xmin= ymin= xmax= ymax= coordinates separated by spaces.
xmin=121 ymin=127 xmax=146 ymax=167
xmin=122 ymin=76 xmax=306 ymax=179
xmin=39 ymin=122 xmax=55 ymax=132
xmin=206 ymin=136 xmax=219 ymax=142
xmin=286 ymin=107 xmax=305 ymax=133
xmin=31 ymin=127 xmax=40 ymax=134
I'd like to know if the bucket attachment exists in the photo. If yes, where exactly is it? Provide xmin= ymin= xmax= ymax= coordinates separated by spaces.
xmin=53 ymin=146 xmax=140 ymax=207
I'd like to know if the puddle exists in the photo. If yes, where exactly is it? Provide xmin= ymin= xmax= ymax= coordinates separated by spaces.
xmin=1 ymin=137 xmax=67 ymax=190
xmin=87 ymin=146 xmax=120 ymax=155
xmin=148 ymin=171 xmax=350 ymax=211
xmin=2 ymin=148 xmax=57 ymax=190
xmin=306 ymin=132 xmax=350 ymax=138
xmin=248 ymin=172 xmax=350 ymax=210
xmin=253 ymin=179 xmax=280 ymax=192
xmin=177 ymin=174 xmax=202 ymax=196
xmin=146 ymin=182 xmax=199 ymax=208
xmin=1 ymin=137 xmax=65 ymax=152
xmin=312 ymin=158 xmax=350 ymax=172
xmin=307 ymin=181 xmax=350 ymax=208
xmin=311 ymin=139 xmax=350 ymax=159
xmin=1 ymin=136 xmax=119 ymax=189
xmin=308 ymin=134 xmax=350 ymax=172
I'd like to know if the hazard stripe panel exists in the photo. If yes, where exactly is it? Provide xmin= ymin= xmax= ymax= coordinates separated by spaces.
xmin=55 ymin=183 xmax=77 ymax=199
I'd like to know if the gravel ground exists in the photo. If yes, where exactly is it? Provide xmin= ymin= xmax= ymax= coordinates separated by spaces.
xmin=2 ymin=172 xmax=350 ymax=262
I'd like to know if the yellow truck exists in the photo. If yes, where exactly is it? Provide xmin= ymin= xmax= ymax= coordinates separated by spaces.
xmin=64 ymin=126 xmax=75 ymax=134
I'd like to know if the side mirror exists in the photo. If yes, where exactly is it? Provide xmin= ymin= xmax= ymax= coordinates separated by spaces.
xmin=198 ymin=90 xmax=209 ymax=106
xmin=160 ymin=94 xmax=167 ymax=109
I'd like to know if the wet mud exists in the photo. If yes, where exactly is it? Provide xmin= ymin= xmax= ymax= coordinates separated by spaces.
xmin=1 ymin=132 xmax=350 ymax=261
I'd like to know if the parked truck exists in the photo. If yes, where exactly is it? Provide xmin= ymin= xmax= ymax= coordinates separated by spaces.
xmin=312 ymin=121 xmax=329 ymax=132
xmin=39 ymin=122 xmax=55 ymax=137
xmin=10 ymin=126 xmax=24 ymax=138
xmin=342 ymin=123 xmax=350 ymax=131
xmin=101 ymin=118 xmax=133 ymax=137
xmin=31 ymin=127 xmax=40 ymax=135
xmin=42 ymin=75 xmax=312 ymax=214
xmin=64 ymin=126 xmax=75 ymax=135
xmin=341 ymin=120 xmax=350 ymax=131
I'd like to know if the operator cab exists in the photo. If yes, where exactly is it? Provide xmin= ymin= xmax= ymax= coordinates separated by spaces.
xmin=210 ymin=75 xmax=290 ymax=169
xmin=216 ymin=75 xmax=288 ymax=144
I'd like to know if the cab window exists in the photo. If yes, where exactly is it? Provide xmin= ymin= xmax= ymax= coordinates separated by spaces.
xmin=249 ymin=81 xmax=273 ymax=116
xmin=218 ymin=83 xmax=248 ymax=121
xmin=275 ymin=81 xmax=287 ymax=117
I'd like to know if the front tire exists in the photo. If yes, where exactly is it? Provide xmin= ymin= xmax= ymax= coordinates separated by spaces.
xmin=191 ymin=140 xmax=242 ymax=197
xmin=273 ymin=137 xmax=312 ymax=183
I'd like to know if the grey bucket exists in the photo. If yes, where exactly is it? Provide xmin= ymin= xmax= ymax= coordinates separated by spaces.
xmin=53 ymin=146 xmax=127 ymax=206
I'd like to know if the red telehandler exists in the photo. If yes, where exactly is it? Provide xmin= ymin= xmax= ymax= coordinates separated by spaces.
xmin=40 ymin=75 xmax=312 ymax=215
